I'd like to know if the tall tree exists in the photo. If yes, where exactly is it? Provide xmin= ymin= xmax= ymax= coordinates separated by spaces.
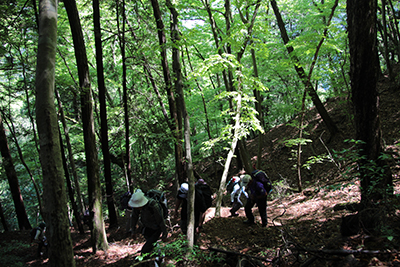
xmin=55 ymin=90 xmax=85 ymax=219
xmin=116 ymin=0 xmax=133 ymax=190
xmin=58 ymin=127 xmax=85 ymax=234
xmin=166 ymin=0 xmax=196 ymax=248
xmin=270 ymin=0 xmax=339 ymax=138
xmin=347 ymin=0 xmax=393 ymax=206
xmin=0 ymin=113 xmax=31 ymax=230
xmin=149 ymin=0 xmax=184 ymax=185
xmin=93 ymin=0 xmax=118 ymax=228
xmin=63 ymin=0 xmax=109 ymax=252
xmin=35 ymin=0 xmax=75 ymax=265
xmin=2 ymin=112 xmax=43 ymax=218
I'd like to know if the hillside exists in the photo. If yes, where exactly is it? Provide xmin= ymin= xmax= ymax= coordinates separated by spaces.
xmin=1 ymin=75 xmax=400 ymax=267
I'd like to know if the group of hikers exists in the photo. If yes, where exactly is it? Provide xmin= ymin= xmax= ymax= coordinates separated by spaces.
xmin=30 ymin=164 xmax=272 ymax=266
xmin=121 ymin=163 xmax=272 ymax=266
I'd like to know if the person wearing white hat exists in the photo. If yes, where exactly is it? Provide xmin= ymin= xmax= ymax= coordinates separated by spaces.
xmin=229 ymin=174 xmax=250 ymax=217
xmin=174 ymin=183 xmax=193 ymax=234
xmin=129 ymin=189 xmax=167 ymax=256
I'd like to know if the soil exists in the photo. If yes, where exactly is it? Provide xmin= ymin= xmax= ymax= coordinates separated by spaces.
xmin=2 ymin=74 xmax=400 ymax=266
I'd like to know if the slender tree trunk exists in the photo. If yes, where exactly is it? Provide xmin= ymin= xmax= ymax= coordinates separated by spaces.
xmin=270 ymin=0 xmax=339 ymax=138
xmin=347 ymin=0 xmax=392 ymax=206
xmin=55 ymin=90 xmax=85 ymax=215
xmin=0 ymin=114 xmax=31 ymax=230
xmin=93 ymin=0 xmax=118 ymax=228
xmin=58 ymin=128 xmax=85 ymax=234
xmin=149 ymin=0 xmax=183 ymax=185
xmin=380 ymin=0 xmax=393 ymax=81
xmin=63 ymin=0 xmax=108 ymax=252
xmin=297 ymin=0 xmax=339 ymax=192
xmin=2 ymin=112 xmax=44 ymax=218
xmin=143 ymin=62 xmax=173 ymax=130
xmin=116 ymin=0 xmax=132 ymax=190
xmin=166 ymin=0 xmax=196 ymax=248
xmin=387 ymin=0 xmax=400 ymax=62
xmin=0 ymin=201 xmax=8 ymax=231
xmin=184 ymin=45 xmax=218 ymax=170
xmin=117 ymin=0 xmax=133 ymax=190
xmin=250 ymin=45 xmax=265 ymax=169
xmin=235 ymin=1 xmax=262 ymax=173
xmin=18 ymin=48 xmax=40 ymax=154
xmin=215 ymin=93 xmax=242 ymax=217
xmin=35 ymin=0 xmax=75 ymax=265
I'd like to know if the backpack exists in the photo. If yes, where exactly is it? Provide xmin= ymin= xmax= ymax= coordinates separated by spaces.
xmin=226 ymin=176 xmax=240 ymax=194
xmin=30 ymin=227 xmax=40 ymax=242
xmin=145 ymin=189 xmax=169 ymax=219
xmin=119 ymin=191 xmax=132 ymax=210
xmin=195 ymin=183 xmax=212 ymax=213
xmin=252 ymin=170 xmax=272 ymax=194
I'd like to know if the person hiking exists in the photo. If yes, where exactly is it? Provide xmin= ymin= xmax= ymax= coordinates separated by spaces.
xmin=31 ymin=222 xmax=48 ymax=258
xmin=195 ymin=178 xmax=212 ymax=229
xmin=244 ymin=164 xmax=270 ymax=227
xmin=129 ymin=189 xmax=167 ymax=258
xmin=174 ymin=183 xmax=200 ymax=234
xmin=229 ymin=174 xmax=250 ymax=217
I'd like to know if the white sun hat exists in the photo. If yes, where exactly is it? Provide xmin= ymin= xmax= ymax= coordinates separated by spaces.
xmin=128 ymin=190 xmax=148 ymax=208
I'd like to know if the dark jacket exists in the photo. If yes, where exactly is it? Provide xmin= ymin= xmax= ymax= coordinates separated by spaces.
xmin=131 ymin=197 xmax=167 ymax=237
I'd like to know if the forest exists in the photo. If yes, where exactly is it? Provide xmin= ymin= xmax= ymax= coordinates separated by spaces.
xmin=0 ymin=0 xmax=399 ymax=266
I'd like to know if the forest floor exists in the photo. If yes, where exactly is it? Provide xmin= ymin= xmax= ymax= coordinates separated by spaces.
xmin=2 ymin=74 xmax=400 ymax=266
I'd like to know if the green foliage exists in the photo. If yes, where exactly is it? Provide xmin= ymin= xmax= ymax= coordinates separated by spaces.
xmin=333 ymin=139 xmax=393 ymax=204
xmin=269 ymin=177 xmax=291 ymax=199
xmin=303 ymin=154 xmax=332 ymax=170
xmin=137 ymin=237 xmax=224 ymax=266
xmin=284 ymin=137 xmax=312 ymax=148
xmin=0 ymin=240 xmax=30 ymax=267
xmin=283 ymin=137 xmax=312 ymax=170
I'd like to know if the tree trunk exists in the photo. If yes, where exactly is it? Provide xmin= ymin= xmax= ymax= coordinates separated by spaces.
xmin=379 ymin=0 xmax=393 ymax=81
xmin=94 ymin=0 xmax=118 ymax=228
xmin=63 ymin=0 xmax=108 ymax=252
xmin=347 ymin=0 xmax=393 ymax=206
xmin=149 ymin=0 xmax=183 ymax=185
xmin=387 ymin=0 xmax=400 ymax=62
xmin=236 ymin=1 xmax=262 ymax=174
xmin=0 ymin=114 xmax=31 ymax=230
xmin=55 ymin=90 xmax=85 ymax=216
xmin=0 ymin=201 xmax=8 ymax=231
xmin=19 ymin=48 xmax=40 ymax=154
xmin=250 ymin=46 xmax=265 ymax=170
xmin=270 ymin=0 xmax=339 ymax=138
xmin=1 ymin=112 xmax=43 ymax=218
xmin=215 ymin=93 xmax=242 ymax=217
xmin=58 ymin=128 xmax=85 ymax=234
xmin=35 ymin=0 xmax=75 ymax=265
xmin=184 ymin=45 xmax=218 ymax=176
xmin=166 ymin=0 xmax=196 ymax=248
xmin=117 ymin=0 xmax=133 ymax=190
